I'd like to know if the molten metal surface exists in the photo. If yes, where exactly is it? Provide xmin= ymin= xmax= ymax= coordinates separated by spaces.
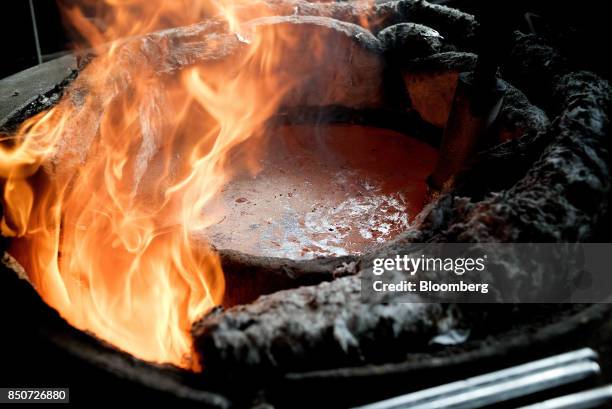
xmin=202 ymin=124 xmax=437 ymax=259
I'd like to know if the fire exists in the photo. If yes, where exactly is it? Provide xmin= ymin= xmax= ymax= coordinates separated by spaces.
xmin=0 ymin=0 xmax=312 ymax=369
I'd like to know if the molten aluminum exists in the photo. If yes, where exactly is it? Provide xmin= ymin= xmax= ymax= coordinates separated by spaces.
xmin=202 ymin=124 xmax=436 ymax=259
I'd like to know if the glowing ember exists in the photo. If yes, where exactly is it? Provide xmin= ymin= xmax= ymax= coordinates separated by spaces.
xmin=201 ymin=124 xmax=437 ymax=259
xmin=0 ymin=0 xmax=327 ymax=369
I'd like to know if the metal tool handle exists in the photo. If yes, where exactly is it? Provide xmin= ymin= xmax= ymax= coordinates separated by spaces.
xmin=517 ymin=384 xmax=612 ymax=409
xmin=355 ymin=349 xmax=599 ymax=409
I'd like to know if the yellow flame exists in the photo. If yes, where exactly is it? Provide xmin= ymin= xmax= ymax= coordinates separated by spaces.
xmin=0 ymin=0 xmax=313 ymax=368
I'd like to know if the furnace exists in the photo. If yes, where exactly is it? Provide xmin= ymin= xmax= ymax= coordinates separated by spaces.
xmin=0 ymin=0 xmax=611 ymax=407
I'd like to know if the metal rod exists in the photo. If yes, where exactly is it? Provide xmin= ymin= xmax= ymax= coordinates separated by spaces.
xmin=517 ymin=384 xmax=612 ymax=409
xmin=409 ymin=361 xmax=600 ymax=409
xmin=28 ymin=0 xmax=43 ymax=65
xmin=355 ymin=348 xmax=598 ymax=409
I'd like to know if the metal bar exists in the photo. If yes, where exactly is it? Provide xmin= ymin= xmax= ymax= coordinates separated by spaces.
xmin=28 ymin=0 xmax=43 ymax=65
xmin=517 ymin=384 xmax=612 ymax=409
xmin=355 ymin=348 xmax=598 ymax=409
xmin=409 ymin=361 xmax=600 ymax=409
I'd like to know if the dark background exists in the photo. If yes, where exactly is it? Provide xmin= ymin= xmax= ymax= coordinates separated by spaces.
xmin=1 ymin=1 xmax=69 ymax=79
xmin=1 ymin=0 xmax=611 ymax=80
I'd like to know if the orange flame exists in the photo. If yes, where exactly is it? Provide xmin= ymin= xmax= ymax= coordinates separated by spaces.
xmin=0 ymin=0 xmax=311 ymax=369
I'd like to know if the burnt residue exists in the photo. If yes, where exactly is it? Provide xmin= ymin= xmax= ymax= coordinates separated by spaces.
xmin=400 ymin=51 xmax=549 ymax=143
xmin=193 ymin=278 xmax=458 ymax=377
xmin=375 ymin=0 xmax=478 ymax=45
xmin=0 ymin=54 xmax=91 ymax=134
xmin=0 ymin=70 xmax=77 ymax=134
xmin=503 ymin=32 xmax=570 ymax=114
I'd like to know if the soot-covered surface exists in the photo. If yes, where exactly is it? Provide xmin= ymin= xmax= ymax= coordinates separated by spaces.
xmin=201 ymin=124 xmax=437 ymax=259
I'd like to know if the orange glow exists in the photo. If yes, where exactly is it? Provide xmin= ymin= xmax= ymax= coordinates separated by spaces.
xmin=0 ymin=0 xmax=337 ymax=369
